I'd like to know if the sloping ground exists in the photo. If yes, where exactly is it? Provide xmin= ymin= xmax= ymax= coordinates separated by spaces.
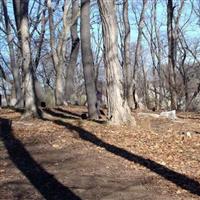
xmin=0 ymin=106 xmax=200 ymax=200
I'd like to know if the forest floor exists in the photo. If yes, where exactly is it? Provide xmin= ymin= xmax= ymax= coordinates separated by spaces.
xmin=0 ymin=106 xmax=200 ymax=200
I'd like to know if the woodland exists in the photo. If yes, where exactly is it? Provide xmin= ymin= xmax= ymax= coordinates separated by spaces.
xmin=0 ymin=0 xmax=200 ymax=199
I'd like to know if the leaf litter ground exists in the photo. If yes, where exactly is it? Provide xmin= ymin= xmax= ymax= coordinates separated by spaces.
xmin=0 ymin=106 xmax=199 ymax=199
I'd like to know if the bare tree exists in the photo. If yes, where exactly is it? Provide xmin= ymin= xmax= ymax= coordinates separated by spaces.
xmin=123 ymin=0 xmax=134 ymax=109
xmin=81 ymin=0 xmax=98 ymax=119
xmin=0 ymin=0 xmax=199 ymax=115
xmin=12 ymin=0 xmax=39 ymax=117
xmin=167 ymin=0 xmax=184 ymax=110
xmin=178 ymin=27 xmax=200 ymax=110
xmin=152 ymin=0 xmax=163 ymax=109
xmin=2 ymin=0 xmax=23 ymax=108
xmin=65 ymin=0 xmax=80 ymax=102
xmin=98 ymin=0 xmax=135 ymax=124
xmin=142 ymin=0 xmax=163 ymax=109
xmin=47 ymin=0 xmax=75 ymax=106
xmin=132 ymin=0 xmax=147 ymax=109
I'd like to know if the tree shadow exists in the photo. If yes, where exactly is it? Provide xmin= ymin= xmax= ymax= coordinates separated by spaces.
xmin=45 ymin=118 xmax=200 ymax=197
xmin=0 ymin=118 xmax=81 ymax=200
xmin=43 ymin=108 xmax=80 ymax=120
xmin=54 ymin=108 xmax=82 ymax=118
xmin=51 ymin=108 xmax=107 ymax=124
xmin=178 ymin=115 xmax=200 ymax=121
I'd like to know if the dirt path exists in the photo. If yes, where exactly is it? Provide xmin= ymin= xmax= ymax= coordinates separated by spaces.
xmin=0 ymin=138 xmax=173 ymax=200
xmin=0 ymin=107 xmax=200 ymax=199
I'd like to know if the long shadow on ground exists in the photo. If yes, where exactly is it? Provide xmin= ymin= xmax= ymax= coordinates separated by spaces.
xmin=43 ymin=108 xmax=80 ymax=120
xmin=45 ymin=117 xmax=200 ymax=197
xmin=47 ymin=109 xmax=107 ymax=124
xmin=54 ymin=108 xmax=82 ymax=118
xmin=0 ymin=118 xmax=81 ymax=200
xmin=178 ymin=115 xmax=200 ymax=121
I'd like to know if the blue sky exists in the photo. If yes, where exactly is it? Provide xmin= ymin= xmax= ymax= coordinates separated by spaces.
xmin=0 ymin=0 xmax=200 ymax=68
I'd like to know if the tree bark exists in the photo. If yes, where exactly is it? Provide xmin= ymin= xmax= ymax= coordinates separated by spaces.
xmin=13 ymin=0 xmax=39 ymax=117
xmin=133 ymin=0 xmax=147 ymax=109
xmin=80 ymin=0 xmax=98 ymax=119
xmin=2 ymin=0 xmax=23 ymax=108
xmin=123 ymin=0 xmax=134 ymax=109
xmin=98 ymin=0 xmax=135 ymax=124
xmin=47 ymin=0 xmax=68 ymax=106
xmin=12 ymin=0 xmax=21 ymax=41
xmin=65 ymin=0 xmax=80 ymax=102
xmin=167 ymin=0 xmax=177 ymax=110
xmin=47 ymin=0 xmax=77 ymax=106
xmin=47 ymin=0 xmax=62 ymax=106
xmin=141 ymin=59 xmax=149 ymax=108
xmin=153 ymin=0 xmax=163 ymax=109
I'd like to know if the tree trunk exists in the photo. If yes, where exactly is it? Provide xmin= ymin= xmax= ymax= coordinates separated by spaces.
xmin=154 ymin=2 xmax=163 ymax=110
xmin=32 ymin=10 xmax=46 ymax=105
xmin=142 ymin=0 xmax=163 ymax=110
xmin=47 ymin=0 xmax=63 ymax=106
xmin=141 ymin=60 xmax=149 ymax=108
xmin=152 ymin=67 xmax=158 ymax=109
xmin=13 ymin=0 xmax=39 ymax=117
xmin=2 ymin=0 xmax=23 ymax=108
xmin=98 ymin=0 xmax=135 ymax=125
xmin=47 ymin=0 xmax=73 ymax=106
xmin=55 ymin=63 xmax=64 ymax=106
xmin=12 ymin=0 xmax=21 ymax=40
xmin=65 ymin=0 xmax=80 ymax=102
xmin=80 ymin=0 xmax=98 ymax=119
xmin=123 ymin=0 xmax=134 ymax=109
xmin=133 ymin=0 xmax=147 ymax=109
xmin=167 ymin=0 xmax=177 ymax=110
xmin=151 ymin=0 xmax=161 ymax=110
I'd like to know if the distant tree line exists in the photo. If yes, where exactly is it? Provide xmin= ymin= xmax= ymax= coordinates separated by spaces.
xmin=0 ymin=0 xmax=200 ymax=124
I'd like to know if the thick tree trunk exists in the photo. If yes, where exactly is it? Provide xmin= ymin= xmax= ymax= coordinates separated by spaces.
xmin=98 ymin=0 xmax=135 ymax=125
xmin=123 ymin=0 xmax=134 ymax=109
xmin=81 ymin=0 xmax=98 ymax=119
xmin=13 ymin=0 xmax=39 ymax=117
xmin=65 ymin=0 xmax=80 ymax=102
